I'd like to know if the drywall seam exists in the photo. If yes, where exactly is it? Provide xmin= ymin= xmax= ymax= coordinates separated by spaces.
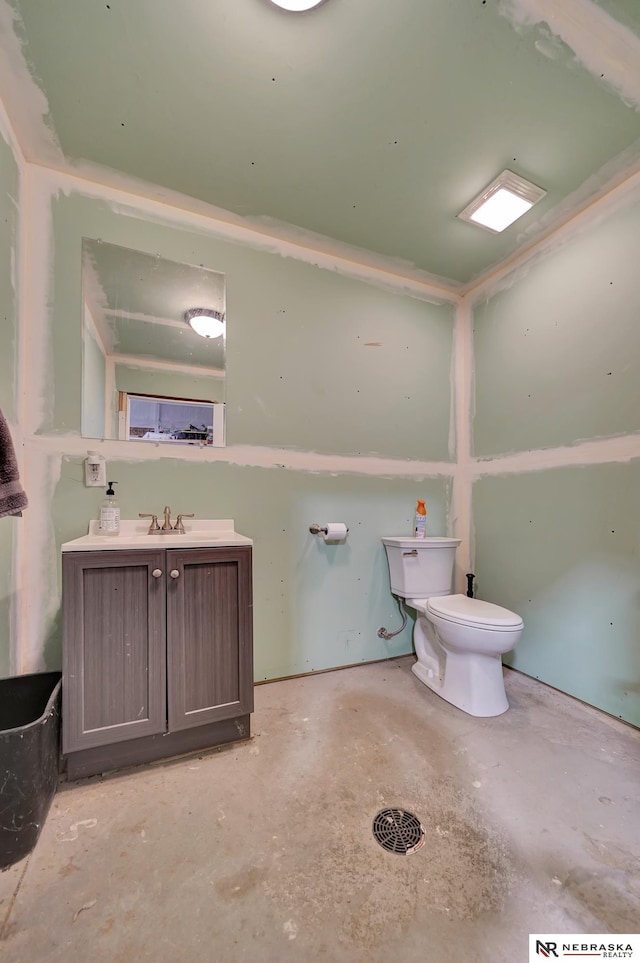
xmin=25 ymin=433 xmax=457 ymax=479
xmin=500 ymin=0 xmax=640 ymax=109
xmin=0 ymin=0 xmax=62 ymax=167
xmin=18 ymin=446 xmax=63 ymax=673
xmin=464 ymin=162 xmax=640 ymax=301
xmin=6 ymin=422 xmax=23 ymax=677
xmin=83 ymin=304 xmax=107 ymax=358
xmin=471 ymin=433 xmax=640 ymax=476
xmin=30 ymin=165 xmax=460 ymax=306
xmin=23 ymin=429 xmax=640 ymax=479
xmin=104 ymin=357 xmax=115 ymax=440
xmin=113 ymin=354 xmax=225 ymax=380
xmin=24 ymin=169 xmax=54 ymax=436
xmin=449 ymin=296 xmax=474 ymax=592
xmin=83 ymin=258 xmax=116 ymax=352
xmin=13 ymin=147 xmax=29 ymax=673
xmin=108 ymin=310 xmax=198 ymax=331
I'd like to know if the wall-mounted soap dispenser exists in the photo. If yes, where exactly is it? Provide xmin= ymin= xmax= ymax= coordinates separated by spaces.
xmin=85 ymin=451 xmax=106 ymax=488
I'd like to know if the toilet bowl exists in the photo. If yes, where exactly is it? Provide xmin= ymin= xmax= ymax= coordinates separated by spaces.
xmin=381 ymin=537 xmax=523 ymax=718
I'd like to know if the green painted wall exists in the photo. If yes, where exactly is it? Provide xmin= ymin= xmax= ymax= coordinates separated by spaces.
xmin=8 ymin=161 xmax=640 ymax=729
xmin=47 ymin=193 xmax=454 ymax=460
xmin=473 ymin=198 xmax=640 ymax=457
xmin=49 ymin=459 xmax=450 ymax=678
xmin=474 ymin=465 xmax=640 ymax=726
xmin=472 ymin=196 xmax=640 ymax=726
xmin=0 ymin=131 xmax=19 ymax=676
xmin=28 ymin=188 xmax=455 ymax=681
xmin=228 ymin=261 xmax=453 ymax=458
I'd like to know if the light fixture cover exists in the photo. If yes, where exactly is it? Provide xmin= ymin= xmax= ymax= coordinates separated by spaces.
xmin=266 ymin=0 xmax=327 ymax=10
xmin=184 ymin=308 xmax=225 ymax=339
xmin=458 ymin=170 xmax=546 ymax=234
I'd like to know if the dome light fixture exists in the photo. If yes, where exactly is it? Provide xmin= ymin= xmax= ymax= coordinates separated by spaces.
xmin=266 ymin=0 xmax=328 ymax=11
xmin=184 ymin=308 xmax=225 ymax=339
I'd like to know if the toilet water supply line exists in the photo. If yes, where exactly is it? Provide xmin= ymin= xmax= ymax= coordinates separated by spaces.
xmin=378 ymin=595 xmax=409 ymax=641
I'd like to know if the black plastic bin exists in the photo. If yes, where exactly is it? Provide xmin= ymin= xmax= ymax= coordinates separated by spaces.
xmin=0 ymin=671 xmax=62 ymax=870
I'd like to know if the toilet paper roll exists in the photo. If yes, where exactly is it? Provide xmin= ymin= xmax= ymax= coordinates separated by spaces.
xmin=323 ymin=522 xmax=348 ymax=543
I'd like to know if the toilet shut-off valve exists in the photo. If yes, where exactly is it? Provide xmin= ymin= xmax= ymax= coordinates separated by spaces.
xmin=377 ymin=595 xmax=409 ymax=641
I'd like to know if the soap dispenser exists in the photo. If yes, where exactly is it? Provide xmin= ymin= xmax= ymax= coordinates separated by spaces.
xmin=99 ymin=481 xmax=120 ymax=536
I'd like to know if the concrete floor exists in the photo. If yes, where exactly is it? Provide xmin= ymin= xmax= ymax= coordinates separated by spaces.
xmin=1 ymin=658 xmax=639 ymax=962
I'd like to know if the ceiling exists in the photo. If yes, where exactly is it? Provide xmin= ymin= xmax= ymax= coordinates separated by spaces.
xmin=2 ymin=0 xmax=640 ymax=289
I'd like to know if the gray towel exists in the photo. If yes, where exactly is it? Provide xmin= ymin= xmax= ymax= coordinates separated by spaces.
xmin=0 ymin=409 xmax=28 ymax=518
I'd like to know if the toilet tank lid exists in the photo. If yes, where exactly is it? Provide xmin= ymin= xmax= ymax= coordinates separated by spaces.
xmin=427 ymin=594 xmax=523 ymax=628
xmin=381 ymin=536 xmax=461 ymax=548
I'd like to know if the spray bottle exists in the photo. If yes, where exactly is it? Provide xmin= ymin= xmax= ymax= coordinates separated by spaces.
xmin=413 ymin=499 xmax=427 ymax=538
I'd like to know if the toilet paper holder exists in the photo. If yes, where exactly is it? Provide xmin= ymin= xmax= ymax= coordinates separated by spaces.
xmin=309 ymin=523 xmax=349 ymax=536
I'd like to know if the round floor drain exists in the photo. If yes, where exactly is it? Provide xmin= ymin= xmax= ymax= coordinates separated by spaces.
xmin=372 ymin=808 xmax=425 ymax=855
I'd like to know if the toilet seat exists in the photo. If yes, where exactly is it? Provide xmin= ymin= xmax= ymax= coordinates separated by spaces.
xmin=426 ymin=594 xmax=523 ymax=632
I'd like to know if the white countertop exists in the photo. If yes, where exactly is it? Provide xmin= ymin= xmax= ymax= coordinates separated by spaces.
xmin=61 ymin=519 xmax=252 ymax=552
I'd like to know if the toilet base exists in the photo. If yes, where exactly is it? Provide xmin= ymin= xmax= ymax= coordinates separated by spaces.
xmin=411 ymin=655 xmax=509 ymax=717
xmin=412 ymin=616 xmax=509 ymax=718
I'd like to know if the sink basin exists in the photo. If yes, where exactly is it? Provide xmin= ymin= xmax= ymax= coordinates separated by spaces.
xmin=61 ymin=519 xmax=252 ymax=552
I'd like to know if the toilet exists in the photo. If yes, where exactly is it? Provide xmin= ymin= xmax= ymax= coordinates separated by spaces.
xmin=381 ymin=536 xmax=523 ymax=717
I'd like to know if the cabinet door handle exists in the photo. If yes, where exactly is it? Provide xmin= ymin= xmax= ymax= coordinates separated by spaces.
xmin=151 ymin=569 xmax=163 ymax=578
xmin=170 ymin=569 xmax=180 ymax=579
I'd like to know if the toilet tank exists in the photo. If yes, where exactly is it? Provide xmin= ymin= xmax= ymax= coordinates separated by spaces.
xmin=381 ymin=537 xmax=461 ymax=599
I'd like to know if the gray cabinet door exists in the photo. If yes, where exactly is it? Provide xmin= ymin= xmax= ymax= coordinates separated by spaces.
xmin=166 ymin=546 xmax=253 ymax=731
xmin=62 ymin=550 xmax=167 ymax=753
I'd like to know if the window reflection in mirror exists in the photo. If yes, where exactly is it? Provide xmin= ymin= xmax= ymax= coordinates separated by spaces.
xmin=81 ymin=239 xmax=226 ymax=444
xmin=119 ymin=392 xmax=225 ymax=446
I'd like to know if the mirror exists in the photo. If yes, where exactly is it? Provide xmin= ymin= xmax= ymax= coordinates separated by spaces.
xmin=81 ymin=239 xmax=226 ymax=445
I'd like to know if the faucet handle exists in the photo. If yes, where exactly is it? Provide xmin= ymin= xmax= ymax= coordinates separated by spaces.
xmin=174 ymin=513 xmax=194 ymax=534
xmin=139 ymin=513 xmax=160 ymax=533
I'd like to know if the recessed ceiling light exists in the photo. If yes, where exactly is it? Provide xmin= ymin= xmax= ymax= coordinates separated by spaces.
xmin=184 ymin=308 xmax=225 ymax=339
xmin=266 ymin=0 xmax=328 ymax=10
xmin=458 ymin=170 xmax=546 ymax=234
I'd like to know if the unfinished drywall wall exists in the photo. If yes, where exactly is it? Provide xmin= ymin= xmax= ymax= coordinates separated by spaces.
xmin=0 ymin=128 xmax=19 ymax=675
xmin=48 ymin=456 xmax=451 ymax=678
xmin=15 ymin=169 xmax=456 ymax=677
xmin=114 ymin=364 xmax=224 ymax=407
xmin=471 ymin=189 xmax=640 ymax=726
xmin=0 ymin=132 xmax=17 ymax=422
xmin=473 ymin=198 xmax=640 ymax=457
xmin=474 ymin=464 xmax=640 ymax=725
xmin=44 ymin=190 xmax=454 ymax=460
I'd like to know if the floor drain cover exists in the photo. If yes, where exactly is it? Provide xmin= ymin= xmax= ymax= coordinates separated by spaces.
xmin=372 ymin=808 xmax=425 ymax=855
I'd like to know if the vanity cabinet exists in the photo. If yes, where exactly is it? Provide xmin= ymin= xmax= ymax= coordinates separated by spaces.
xmin=62 ymin=545 xmax=253 ymax=779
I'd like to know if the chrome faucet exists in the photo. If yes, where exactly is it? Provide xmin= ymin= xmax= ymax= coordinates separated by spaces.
xmin=139 ymin=508 xmax=194 ymax=534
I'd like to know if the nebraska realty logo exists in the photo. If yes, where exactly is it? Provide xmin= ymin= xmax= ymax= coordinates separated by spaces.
xmin=529 ymin=935 xmax=639 ymax=960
